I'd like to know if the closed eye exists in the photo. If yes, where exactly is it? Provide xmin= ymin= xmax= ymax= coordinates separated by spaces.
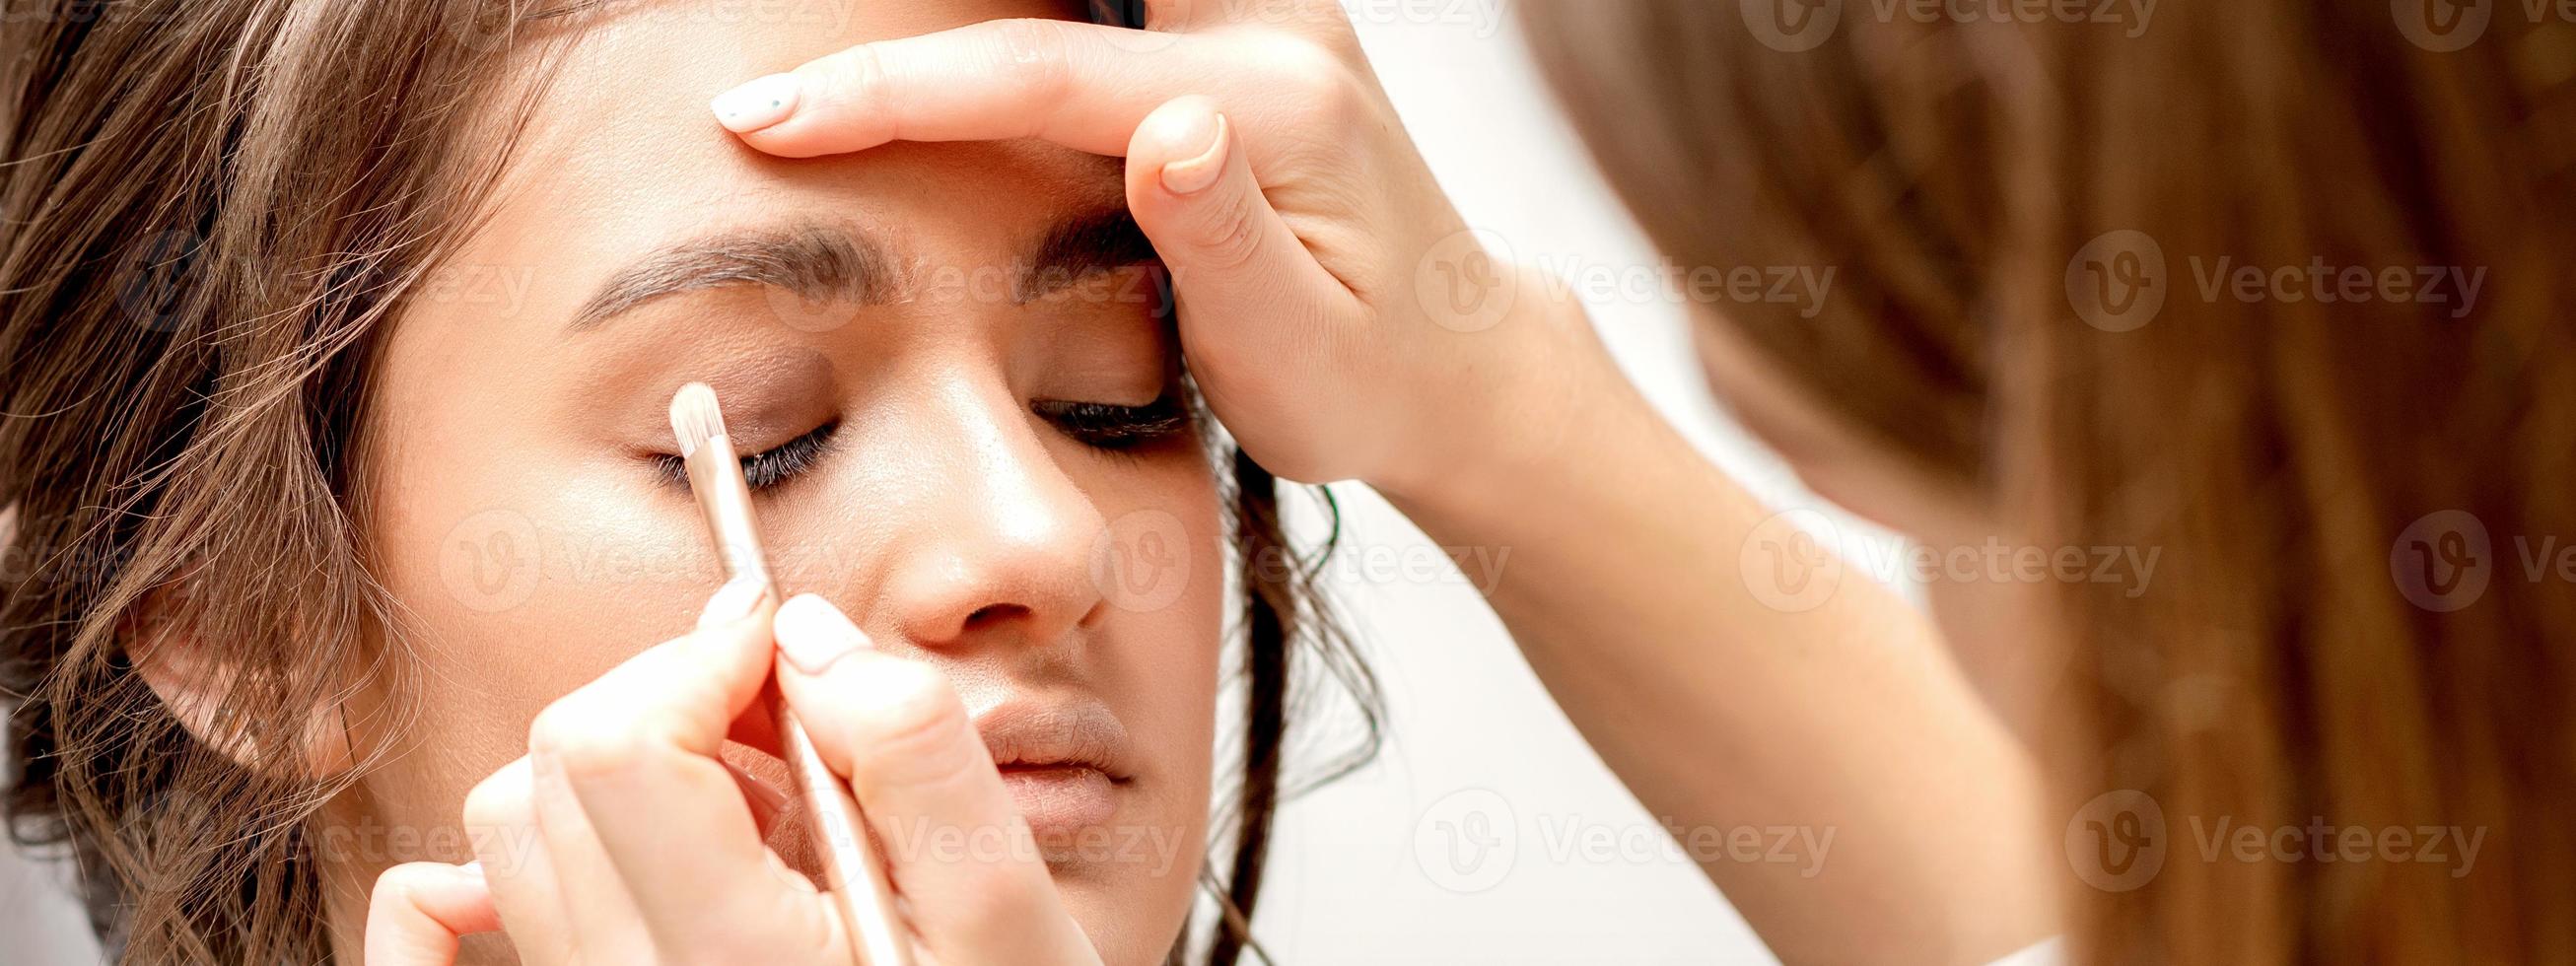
xmin=654 ymin=421 xmax=841 ymax=491
xmin=1034 ymin=396 xmax=1194 ymax=450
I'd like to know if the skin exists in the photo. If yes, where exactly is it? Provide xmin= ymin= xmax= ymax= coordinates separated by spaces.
xmin=1688 ymin=318 xmax=2057 ymax=738
xmin=334 ymin=1 xmax=1225 ymax=963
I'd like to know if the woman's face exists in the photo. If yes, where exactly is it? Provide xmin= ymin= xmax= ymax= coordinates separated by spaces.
xmin=336 ymin=3 xmax=1224 ymax=963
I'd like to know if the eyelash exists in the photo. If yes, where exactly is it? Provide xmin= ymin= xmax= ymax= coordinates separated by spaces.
xmin=652 ymin=398 xmax=1192 ymax=492
xmin=654 ymin=421 xmax=841 ymax=492
xmin=1033 ymin=396 xmax=1195 ymax=452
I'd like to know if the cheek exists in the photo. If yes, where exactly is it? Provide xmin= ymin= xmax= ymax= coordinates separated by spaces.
xmin=354 ymin=380 xmax=721 ymax=842
xmin=1084 ymin=455 xmax=1227 ymax=790
xmin=1054 ymin=454 xmax=1225 ymax=953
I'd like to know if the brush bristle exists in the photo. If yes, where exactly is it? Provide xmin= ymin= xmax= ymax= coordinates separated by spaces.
xmin=667 ymin=381 xmax=730 ymax=457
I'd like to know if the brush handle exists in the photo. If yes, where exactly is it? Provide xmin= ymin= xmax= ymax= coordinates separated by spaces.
xmin=678 ymin=424 xmax=911 ymax=966
xmin=773 ymin=689 xmax=915 ymax=966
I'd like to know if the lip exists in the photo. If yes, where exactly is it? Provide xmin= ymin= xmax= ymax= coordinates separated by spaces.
xmin=974 ymin=699 xmax=1135 ymax=835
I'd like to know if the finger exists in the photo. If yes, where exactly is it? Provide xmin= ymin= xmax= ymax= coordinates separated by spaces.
xmin=537 ymin=578 xmax=840 ymax=958
xmin=364 ymin=862 xmax=498 ymax=966
xmin=1125 ymin=96 xmax=1355 ymax=316
xmin=715 ymin=19 xmax=1264 ymax=159
xmin=461 ymin=759 xmax=574 ymax=965
xmin=771 ymin=593 xmax=1093 ymax=965
xmin=722 ymin=755 xmax=793 ymax=841
xmin=524 ymin=754 xmax=657 ymax=963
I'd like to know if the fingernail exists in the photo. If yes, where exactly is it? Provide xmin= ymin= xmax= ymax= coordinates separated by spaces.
xmin=455 ymin=861 xmax=484 ymax=881
xmin=1159 ymin=111 xmax=1229 ymax=196
xmin=774 ymin=592 xmax=870 ymax=675
xmin=699 ymin=576 xmax=768 ymax=629
xmin=723 ymin=760 xmax=792 ymax=813
xmin=711 ymin=73 xmax=800 ymax=133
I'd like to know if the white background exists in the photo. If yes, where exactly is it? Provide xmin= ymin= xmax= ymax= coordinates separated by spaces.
xmin=1 ymin=4 xmax=1900 ymax=962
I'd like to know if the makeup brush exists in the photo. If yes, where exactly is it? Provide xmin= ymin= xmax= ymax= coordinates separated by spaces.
xmin=670 ymin=381 xmax=912 ymax=966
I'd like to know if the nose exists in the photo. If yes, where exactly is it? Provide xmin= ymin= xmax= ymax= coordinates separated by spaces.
xmin=874 ymin=383 xmax=1107 ymax=653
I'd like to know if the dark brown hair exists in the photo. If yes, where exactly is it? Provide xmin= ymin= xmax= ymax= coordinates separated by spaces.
xmin=0 ymin=1 xmax=1377 ymax=962
xmin=1524 ymin=2 xmax=2576 ymax=963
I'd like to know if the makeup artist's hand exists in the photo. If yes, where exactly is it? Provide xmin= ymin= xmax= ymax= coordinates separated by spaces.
xmin=362 ymin=581 xmax=1103 ymax=966
xmin=708 ymin=1 xmax=1618 ymax=503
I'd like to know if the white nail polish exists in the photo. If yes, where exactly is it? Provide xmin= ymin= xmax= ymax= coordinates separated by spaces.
xmin=709 ymin=73 xmax=800 ymax=133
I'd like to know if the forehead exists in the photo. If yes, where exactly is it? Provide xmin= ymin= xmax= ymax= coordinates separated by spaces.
xmin=457 ymin=0 xmax=1117 ymax=283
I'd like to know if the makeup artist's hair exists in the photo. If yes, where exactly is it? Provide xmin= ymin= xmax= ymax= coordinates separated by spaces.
xmin=1523 ymin=3 xmax=2575 ymax=964
xmin=0 ymin=1 xmax=1377 ymax=962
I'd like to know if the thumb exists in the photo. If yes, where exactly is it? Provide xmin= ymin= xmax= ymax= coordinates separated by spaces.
xmin=1125 ymin=96 xmax=1352 ymax=320
xmin=769 ymin=594 xmax=1098 ymax=966
xmin=364 ymin=862 xmax=498 ymax=966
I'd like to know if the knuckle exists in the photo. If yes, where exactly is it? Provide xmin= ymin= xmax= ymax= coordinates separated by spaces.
xmin=461 ymin=767 xmax=530 ymax=829
xmin=805 ymin=42 xmax=886 ymax=113
xmin=527 ymin=701 xmax=648 ymax=780
xmin=989 ymin=19 xmax=1073 ymax=110
xmin=1191 ymin=192 xmax=1268 ymax=271
xmin=1265 ymin=39 xmax=1365 ymax=123
xmin=369 ymin=862 xmax=428 ymax=904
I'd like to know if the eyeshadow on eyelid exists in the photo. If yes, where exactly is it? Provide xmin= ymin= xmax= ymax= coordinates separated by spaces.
xmin=589 ymin=344 xmax=836 ymax=448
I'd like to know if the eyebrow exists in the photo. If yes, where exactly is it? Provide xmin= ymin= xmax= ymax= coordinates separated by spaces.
xmin=568 ymin=222 xmax=900 ymax=331
xmin=567 ymin=207 xmax=1162 ymax=332
xmin=1014 ymin=206 xmax=1161 ymax=304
